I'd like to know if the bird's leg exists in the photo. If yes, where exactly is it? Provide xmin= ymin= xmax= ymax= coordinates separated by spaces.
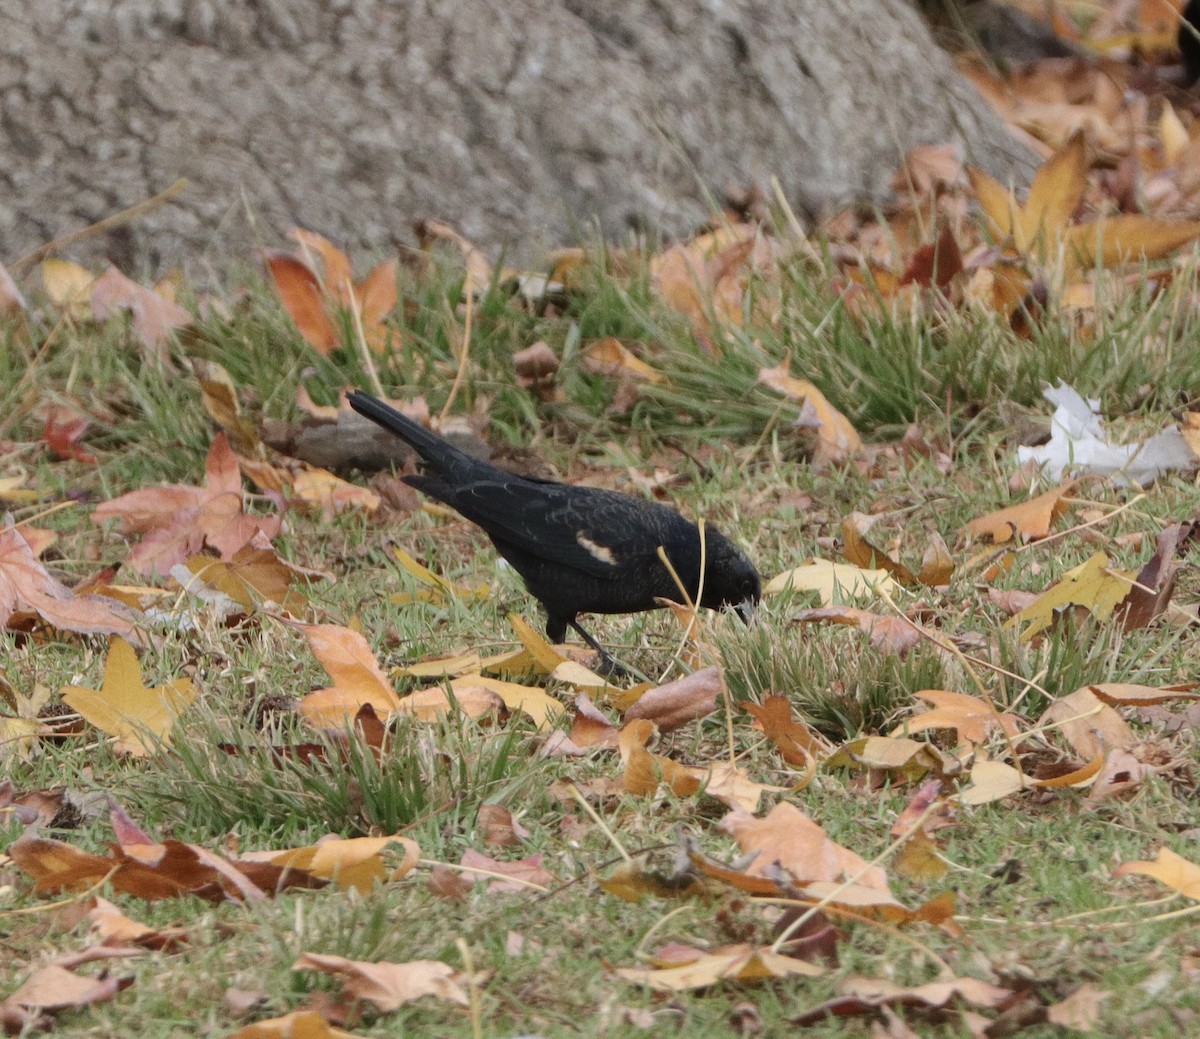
xmin=568 ymin=619 xmax=632 ymax=681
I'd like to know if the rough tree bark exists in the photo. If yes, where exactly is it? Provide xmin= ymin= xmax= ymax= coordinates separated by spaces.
xmin=1 ymin=0 xmax=1034 ymax=272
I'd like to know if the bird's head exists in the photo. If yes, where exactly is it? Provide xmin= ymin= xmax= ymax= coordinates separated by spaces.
xmin=699 ymin=527 xmax=762 ymax=624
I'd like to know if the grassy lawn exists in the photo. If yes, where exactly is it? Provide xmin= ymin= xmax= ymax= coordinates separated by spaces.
xmin=3 ymin=223 xmax=1200 ymax=1039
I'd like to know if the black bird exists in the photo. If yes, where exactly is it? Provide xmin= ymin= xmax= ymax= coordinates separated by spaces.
xmin=347 ymin=391 xmax=761 ymax=665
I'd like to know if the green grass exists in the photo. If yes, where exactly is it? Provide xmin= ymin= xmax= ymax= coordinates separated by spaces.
xmin=3 ymin=241 xmax=1200 ymax=1038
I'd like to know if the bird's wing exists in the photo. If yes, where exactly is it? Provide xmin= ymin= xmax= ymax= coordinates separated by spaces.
xmin=417 ymin=475 xmax=687 ymax=580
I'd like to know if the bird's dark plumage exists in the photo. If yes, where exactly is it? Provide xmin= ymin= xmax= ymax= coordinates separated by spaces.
xmin=347 ymin=391 xmax=761 ymax=660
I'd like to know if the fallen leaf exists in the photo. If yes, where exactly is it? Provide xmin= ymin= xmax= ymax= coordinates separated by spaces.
xmin=223 ymin=1009 xmax=358 ymax=1039
xmin=619 ymin=719 xmax=702 ymax=798
xmin=93 ymin=433 xmax=282 ymax=576
xmin=1007 ymin=552 xmax=1135 ymax=641
xmin=765 ymin=559 xmax=897 ymax=603
xmin=294 ymin=623 xmax=403 ymax=726
xmin=742 ymin=695 xmax=831 ymax=767
xmin=0 ymin=527 xmax=136 ymax=638
xmin=893 ymin=690 xmax=1022 ymax=747
xmin=615 ymin=943 xmax=822 ymax=991
xmin=293 ymin=952 xmax=469 ymax=1011
xmin=1114 ymin=847 xmax=1200 ymax=899
xmin=62 ymin=637 xmax=197 ymax=756
xmin=962 ymin=481 xmax=1076 ymax=543
xmin=758 ymin=362 xmax=862 ymax=463
xmin=42 ymin=407 xmax=97 ymax=464
xmin=582 ymin=337 xmax=665 ymax=384
xmin=623 ymin=666 xmax=722 ymax=731
xmin=720 ymin=802 xmax=892 ymax=893
xmin=459 ymin=848 xmax=558 ymax=892
xmin=91 ymin=266 xmax=192 ymax=356
xmin=794 ymin=606 xmax=922 ymax=655
xmin=1038 ymin=687 xmax=1134 ymax=758
xmin=264 ymin=835 xmax=420 ymax=893
xmin=1046 ymin=983 xmax=1109 ymax=1030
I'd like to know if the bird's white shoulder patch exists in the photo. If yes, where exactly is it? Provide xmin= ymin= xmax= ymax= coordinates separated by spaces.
xmin=576 ymin=533 xmax=617 ymax=565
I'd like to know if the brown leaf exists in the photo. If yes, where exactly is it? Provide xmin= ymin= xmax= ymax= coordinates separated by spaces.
xmin=794 ymin=606 xmax=922 ymax=656
xmin=758 ymin=361 xmax=862 ymax=463
xmin=742 ymin=695 xmax=830 ymax=767
xmin=893 ymin=689 xmax=1022 ymax=747
xmin=841 ymin=515 xmax=917 ymax=585
xmin=90 ymin=266 xmax=192 ymax=356
xmin=0 ymin=527 xmax=136 ymax=638
xmin=43 ymin=407 xmax=97 ymax=463
xmin=458 ymin=849 xmax=558 ymax=892
xmin=263 ymin=252 xmax=339 ymax=355
xmin=292 ymin=952 xmax=469 ymax=1011
xmin=720 ymin=802 xmax=892 ymax=893
xmin=88 ymin=896 xmax=188 ymax=950
xmin=623 ymin=666 xmax=722 ymax=731
xmin=1038 ymin=687 xmax=1133 ymax=758
xmin=898 ymin=225 xmax=963 ymax=289
xmin=1117 ymin=522 xmax=1191 ymax=630
xmin=618 ymin=719 xmax=703 ymax=798
xmin=3 ymin=964 xmax=132 ymax=1022
xmin=476 ymin=804 xmax=530 ymax=848
xmin=92 ymin=434 xmax=281 ymax=575
xmin=791 ymin=975 xmax=1014 ymax=1026
xmin=1046 ymin=984 xmax=1109 ymax=1030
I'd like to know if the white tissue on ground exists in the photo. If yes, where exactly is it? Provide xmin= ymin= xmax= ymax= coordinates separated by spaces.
xmin=1016 ymin=382 xmax=1197 ymax=488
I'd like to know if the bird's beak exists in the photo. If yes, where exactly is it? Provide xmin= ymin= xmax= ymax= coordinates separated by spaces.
xmin=735 ymin=598 xmax=759 ymax=626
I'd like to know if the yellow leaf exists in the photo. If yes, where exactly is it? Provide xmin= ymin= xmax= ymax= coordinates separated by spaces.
xmin=62 ymin=638 xmax=197 ymax=756
xmin=41 ymin=259 xmax=96 ymax=319
xmin=1062 ymin=216 xmax=1200 ymax=270
xmin=269 ymin=835 xmax=419 ymax=893
xmin=764 ymin=559 xmax=897 ymax=604
xmin=966 ymin=166 xmax=1017 ymax=242
xmin=1114 ymin=847 xmax=1200 ymax=900
xmin=957 ymin=759 xmax=1028 ymax=805
xmin=614 ymin=944 xmax=822 ymax=991
xmin=1006 ymin=552 xmax=1134 ymax=641
xmin=1161 ymin=102 xmax=1190 ymax=164
xmin=1020 ymin=130 xmax=1087 ymax=258
xmin=450 ymin=675 xmax=564 ymax=729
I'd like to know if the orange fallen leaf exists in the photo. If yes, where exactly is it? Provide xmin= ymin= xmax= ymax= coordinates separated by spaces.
xmin=719 ymin=802 xmax=892 ymax=894
xmin=1114 ymin=847 xmax=1200 ymax=900
xmin=757 ymin=361 xmax=862 ymax=463
xmin=294 ymin=623 xmax=403 ymax=726
xmin=962 ymin=480 xmax=1076 ymax=543
xmin=223 ymin=1010 xmax=359 ymax=1039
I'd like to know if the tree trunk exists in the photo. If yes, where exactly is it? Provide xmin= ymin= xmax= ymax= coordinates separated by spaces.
xmin=1 ymin=0 xmax=1034 ymax=272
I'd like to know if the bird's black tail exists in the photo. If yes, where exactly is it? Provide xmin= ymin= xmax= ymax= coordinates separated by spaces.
xmin=346 ymin=390 xmax=471 ymax=474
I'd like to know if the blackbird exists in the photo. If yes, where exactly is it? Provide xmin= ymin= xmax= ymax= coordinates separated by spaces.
xmin=347 ymin=391 xmax=761 ymax=663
